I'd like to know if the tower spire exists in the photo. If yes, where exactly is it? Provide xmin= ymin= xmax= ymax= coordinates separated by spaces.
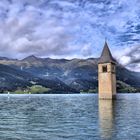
xmin=98 ymin=41 xmax=115 ymax=64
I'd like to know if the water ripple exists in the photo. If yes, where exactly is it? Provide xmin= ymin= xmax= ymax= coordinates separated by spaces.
xmin=0 ymin=94 xmax=140 ymax=139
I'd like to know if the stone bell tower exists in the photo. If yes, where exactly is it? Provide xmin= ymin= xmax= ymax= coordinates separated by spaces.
xmin=98 ymin=41 xmax=116 ymax=99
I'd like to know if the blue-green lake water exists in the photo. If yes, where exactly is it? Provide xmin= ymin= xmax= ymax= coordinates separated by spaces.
xmin=0 ymin=94 xmax=140 ymax=140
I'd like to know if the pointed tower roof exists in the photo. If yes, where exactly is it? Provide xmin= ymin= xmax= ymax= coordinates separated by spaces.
xmin=98 ymin=41 xmax=116 ymax=64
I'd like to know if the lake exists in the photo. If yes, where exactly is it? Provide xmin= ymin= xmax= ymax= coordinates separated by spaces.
xmin=0 ymin=94 xmax=140 ymax=140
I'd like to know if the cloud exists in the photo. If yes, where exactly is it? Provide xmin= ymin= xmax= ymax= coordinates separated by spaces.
xmin=116 ymin=45 xmax=140 ymax=72
xmin=0 ymin=0 xmax=139 ymax=71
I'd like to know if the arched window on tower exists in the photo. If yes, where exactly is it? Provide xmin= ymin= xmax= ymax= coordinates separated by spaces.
xmin=102 ymin=65 xmax=107 ymax=73
xmin=112 ymin=65 xmax=115 ymax=73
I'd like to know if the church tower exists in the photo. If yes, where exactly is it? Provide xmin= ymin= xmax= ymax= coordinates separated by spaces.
xmin=98 ymin=41 xmax=116 ymax=99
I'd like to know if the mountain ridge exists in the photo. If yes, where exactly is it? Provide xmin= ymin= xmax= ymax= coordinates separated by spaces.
xmin=0 ymin=55 xmax=139 ymax=93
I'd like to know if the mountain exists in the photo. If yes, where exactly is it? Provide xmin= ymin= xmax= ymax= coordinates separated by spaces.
xmin=0 ymin=64 xmax=32 ymax=91
xmin=0 ymin=64 xmax=76 ymax=93
xmin=0 ymin=56 xmax=139 ymax=93
xmin=22 ymin=55 xmax=39 ymax=62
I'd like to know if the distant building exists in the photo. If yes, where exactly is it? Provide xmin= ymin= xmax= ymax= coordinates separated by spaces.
xmin=98 ymin=41 xmax=116 ymax=99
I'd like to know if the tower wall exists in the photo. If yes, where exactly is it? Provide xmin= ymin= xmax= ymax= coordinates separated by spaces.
xmin=98 ymin=63 xmax=116 ymax=99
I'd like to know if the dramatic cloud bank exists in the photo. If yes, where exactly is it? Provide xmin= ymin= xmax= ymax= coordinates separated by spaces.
xmin=0 ymin=0 xmax=140 ymax=71
xmin=117 ymin=45 xmax=140 ymax=72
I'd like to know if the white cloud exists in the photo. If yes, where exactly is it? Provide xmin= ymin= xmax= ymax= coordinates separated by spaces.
xmin=119 ymin=56 xmax=131 ymax=65
xmin=115 ymin=45 xmax=140 ymax=71
xmin=0 ymin=0 xmax=139 ymax=71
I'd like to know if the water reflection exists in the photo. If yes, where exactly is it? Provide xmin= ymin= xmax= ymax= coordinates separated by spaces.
xmin=99 ymin=100 xmax=115 ymax=139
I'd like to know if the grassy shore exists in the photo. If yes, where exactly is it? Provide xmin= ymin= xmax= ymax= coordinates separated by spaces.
xmin=13 ymin=85 xmax=51 ymax=94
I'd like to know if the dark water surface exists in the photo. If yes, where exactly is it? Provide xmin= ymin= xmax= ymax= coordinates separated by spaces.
xmin=0 ymin=94 xmax=140 ymax=140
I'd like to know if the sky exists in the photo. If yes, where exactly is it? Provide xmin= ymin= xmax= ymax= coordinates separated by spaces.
xmin=0 ymin=0 xmax=140 ymax=71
